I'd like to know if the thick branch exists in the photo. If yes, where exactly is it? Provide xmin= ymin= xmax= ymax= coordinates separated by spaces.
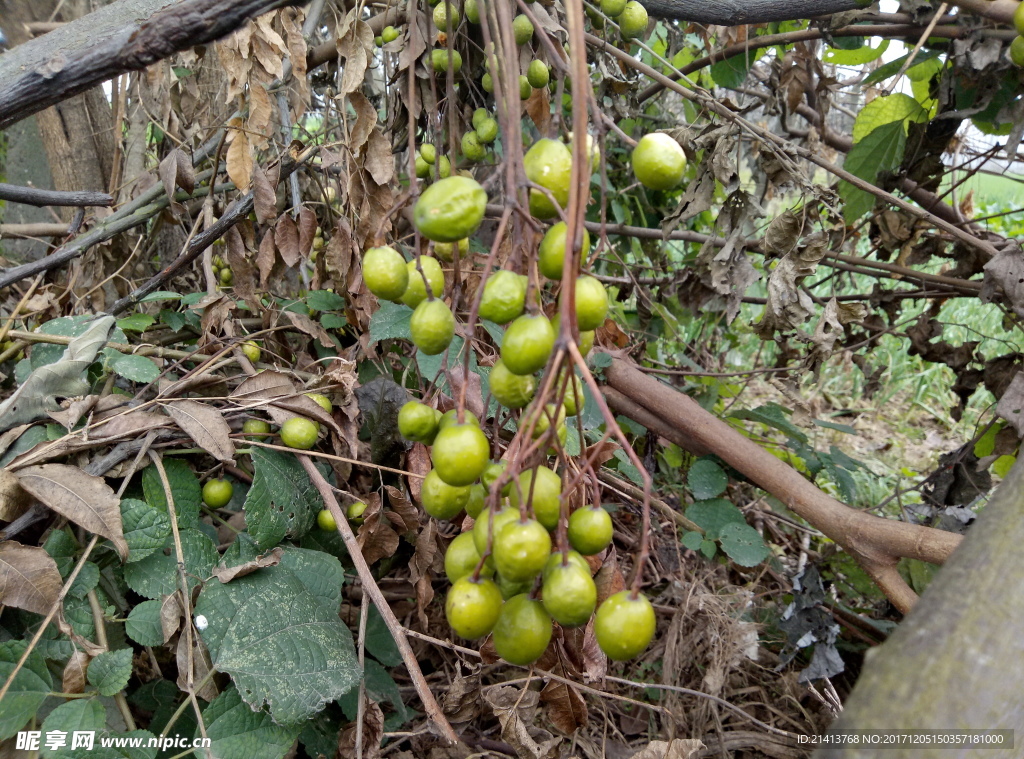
xmin=0 ymin=223 xmax=72 ymax=239
xmin=636 ymin=0 xmax=1015 ymax=24
xmin=0 ymin=183 xmax=112 ymax=208
xmin=0 ymin=0 xmax=304 ymax=130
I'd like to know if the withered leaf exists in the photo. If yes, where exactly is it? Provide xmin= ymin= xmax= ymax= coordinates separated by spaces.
xmin=161 ymin=593 xmax=185 ymax=644
xmin=337 ymin=698 xmax=384 ymax=759
xmin=275 ymin=214 xmax=301 ymax=267
xmin=257 ymin=227 xmax=277 ymax=288
xmin=164 ymin=400 xmax=236 ymax=464
xmin=252 ymin=164 xmax=278 ymax=224
xmin=176 ymin=632 xmax=218 ymax=702
xmin=631 ymin=740 xmax=706 ymax=759
xmin=226 ymin=128 xmax=253 ymax=191
xmin=212 ymin=546 xmax=283 ymax=583
xmin=540 ymin=677 xmax=588 ymax=735
xmin=763 ymin=209 xmax=803 ymax=257
xmin=17 ymin=465 xmax=128 ymax=561
xmin=297 ymin=206 xmax=317 ymax=258
xmin=0 ymin=468 xmax=32 ymax=520
xmin=0 ymin=541 xmax=62 ymax=616
xmin=62 ymin=651 xmax=91 ymax=695
xmin=248 ymin=83 xmax=274 ymax=148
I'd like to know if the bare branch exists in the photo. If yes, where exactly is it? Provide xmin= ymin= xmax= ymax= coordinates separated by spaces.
xmin=0 ymin=183 xmax=112 ymax=208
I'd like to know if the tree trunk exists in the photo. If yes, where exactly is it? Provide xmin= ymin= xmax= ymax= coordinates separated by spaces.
xmin=815 ymin=460 xmax=1024 ymax=759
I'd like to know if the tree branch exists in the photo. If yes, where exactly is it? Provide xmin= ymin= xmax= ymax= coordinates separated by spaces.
xmin=0 ymin=0 xmax=305 ymax=130
xmin=635 ymin=0 xmax=1016 ymax=25
xmin=0 ymin=183 xmax=112 ymax=208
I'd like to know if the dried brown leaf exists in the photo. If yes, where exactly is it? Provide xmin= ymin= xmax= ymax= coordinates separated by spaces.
xmin=407 ymin=443 xmax=431 ymax=505
xmin=257 ymin=227 xmax=277 ymax=288
xmin=337 ymin=16 xmax=374 ymax=97
xmin=224 ymin=226 xmax=258 ymax=305
xmin=284 ymin=310 xmax=335 ymax=350
xmin=176 ymin=631 xmax=218 ymax=702
xmin=275 ymin=214 xmax=301 ymax=267
xmin=16 ymin=465 xmax=128 ymax=561
xmin=631 ymin=740 xmax=706 ymax=759
xmin=62 ymin=651 xmax=90 ymax=694
xmin=384 ymin=486 xmax=419 ymax=533
xmin=161 ymin=593 xmax=184 ymax=644
xmin=0 ymin=541 xmax=62 ymax=616
xmin=763 ymin=209 xmax=803 ymax=257
xmin=337 ymin=698 xmax=384 ymax=759
xmin=159 ymin=147 xmax=188 ymax=217
xmin=297 ymin=206 xmax=317 ymax=259
xmin=442 ymin=667 xmax=481 ymax=724
xmin=348 ymin=92 xmax=377 ymax=152
xmin=356 ymin=496 xmax=400 ymax=565
xmin=593 ymin=546 xmax=625 ymax=605
xmin=526 ymin=86 xmax=551 ymax=134
xmin=164 ymin=400 xmax=236 ymax=464
xmin=484 ymin=686 xmax=561 ymax=759
xmin=363 ymin=129 xmax=394 ymax=186
xmin=226 ymin=128 xmax=253 ymax=191
xmin=231 ymin=369 xmax=296 ymax=405
xmin=212 ymin=546 xmax=283 ymax=583
xmin=248 ymin=84 xmax=274 ymax=148
xmin=540 ymin=677 xmax=588 ymax=734
xmin=0 ymin=468 xmax=32 ymax=521
xmin=92 ymin=411 xmax=169 ymax=441
xmin=252 ymin=164 xmax=278 ymax=224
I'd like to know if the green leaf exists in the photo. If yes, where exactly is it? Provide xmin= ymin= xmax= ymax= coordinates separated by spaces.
xmin=839 ymin=120 xmax=907 ymax=222
xmin=863 ymin=49 xmax=940 ymax=86
xmin=88 ymin=648 xmax=134 ymax=696
xmin=591 ymin=352 xmax=613 ymax=370
xmin=369 ymin=301 xmax=412 ymax=343
xmin=67 ymin=561 xmax=100 ymax=599
xmin=0 ymin=640 xmax=53 ymax=740
xmin=0 ymin=425 xmax=48 ymax=468
xmin=116 ymin=314 xmax=156 ymax=333
xmin=729 ymin=403 xmax=807 ymax=443
xmin=139 ymin=291 xmax=182 ymax=304
xmin=710 ymin=47 xmax=762 ymax=89
xmin=320 ymin=313 xmax=346 ymax=330
xmin=277 ymin=546 xmax=344 ymax=611
xmin=993 ymin=454 xmax=1016 ymax=478
xmin=687 ymin=459 xmax=728 ymax=500
xmin=126 ymin=600 xmax=165 ymax=646
xmin=44 ymin=527 xmax=78 ymax=576
xmin=365 ymin=606 xmax=403 ymax=667
xmin=339 ymin=659 xmax=409 ymax=722
xmin=685 ymin=498 xmax=745 ymax=541
xmin=121 ymin=498 xmax=172 ymax=563
xmin=812 ymin=419 xmax=857 ymax=434
xmin=823 ymin=39 xmax=888 ymax=66
xmin=416 ymin=336 xmax=465 ymax=385
xmin=851 ymin=93 xmax=927 ymax=143
xmin=681 ymin=530 xmax=704 ymax=550
xmin=142 ymin=458 xmax=201 ymax=528
xmin=699 ymin=539 xmax=717 ymax=559
xmin=974 ymin=423 xmax=1001 ymax=458
xmin=305 ymin=290 xmax=347 ymax=311
xmin=201 ymin=686 xmax=302 ymax=759
xmin=718 ymin=522 xmax=770 ymax=567
xmin=64 ymin=594 xmax=97 ymax=641
xmin=196 ymin=563 xmax=361 ymax=725
xmin=108 ymin=352 xmax=161 ymax=383
xmin=39 ymin=698 xmax=105 ymax=759
xmin=244 ymin=448 xmax=322 ymax=549
xmin=123 ymin=529 xmax=218 ymax=599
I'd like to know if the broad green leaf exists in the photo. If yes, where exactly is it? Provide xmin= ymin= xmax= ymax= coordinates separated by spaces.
xmin=64 ymin=594 xmax=97 ymax=641
xmin=305 ymin=290 xmax=347 ymax=311
xmin=88 ymin=648 xmax=134 ymax=696
xmin=369 ymin=301 xmax=412 ymax=343
xmin=196 ymin=564 xmax=361 ymax=725
xmin=823 ymin=39 xmax=888 ymax=66
xmin=700 ymin=539 xmax=717 ymax=559
xmin=44 ymin=527 xmax=78 ymax=576
xmin=728 ymin=403 xmax=807 ymax=443
xmin=278 ymin=547 xmax=344 ymax=611
xmin=863 ymin=49 xmax=940 ymax=85
xmin=108 ymin=351 xmax=161 ymax=383
xmin=139 ymin=291 xmax=182 ymax=303
xmin=685 ymin=498 xmax=745 ymax=541
xmin=710 ymin=47 xmax=761 ymax=89
xmin=116 ymin=314 xmax=156 ymax=333
xmin=974 ymin=422 xmax=1002 ymax=458
xmin=201 ymin=686 xmax=302 ymax=759
xmin=364 ymin=606 xmax=402 ymax=667
xmin=67 ymin=561 xmax=100 ymax=599
xmin=126 ymin=600 xmax=165 ymax=646
xmin=718 ymin=522 xmax=770 ymax=567
xmin=0 ymin=640 xmax=52 ymax=740
xmin=244 ymin=448 xmax=322 ymax=549
xmin=416 ymin=336 xmax=465 ymax=386
xmin=0 ymin=425 xmax=48 ymax=468
xmin=123 ymin=529 xmax=218 ymax=599
xmin=338 ymin=658 xmax=410 ymax=722
xmin=298 ymin=707 xmax=344 ymax=759
xmin=839 ymin=120 xmax=907 ymax=222
xmin=851 ymin=93 xmax=927 ymax=144
xmin=993 ymin=454 xmax=1016 ymax=478
xmin=687 ymin=459 xmax=728 ymax=500
xmin=40 ymin=698 xmax=105 ymax=759
xmin=320 ymin=313 xmax=346 ymax=330
xmin=121 ymin=498 xmax=172 ymax=563
xmin=142 ymin=458 xmax=201 ymax=527
xmin=681 ymin=530 xmax=704 ymax=551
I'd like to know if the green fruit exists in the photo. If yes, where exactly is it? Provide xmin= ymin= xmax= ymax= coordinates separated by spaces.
xmin=461 ymin=130 xmax=486 ymax=162
xmin=432 ymin=422 xmax=490 ymax=486
xmin=594 ymin=590 xmax=656 ymax=660
xmin=473 ymin=506 xmax=519 ymax=555
xmin=472 ymin=107 xmax=490 ymax=130
xmin=422 ymin=468 xmax=472 ymax=519
xmin=242 ymin=418 xmax=271 ymax=437
xmin=363 ymin=246 xmax=410 ymax=302
xmin=586 ymin=5 xmax=605 ymax=28
xmin=492 ymin=594 xmax=552 ymax=665
xmin=524 ymin=138 xmax=572 ymax=219
xmin=465 ymin=0 xmax=480 ymax=23
xmin=1016 ymin=2 xmax=1024 ymax=36
xmin=618 ymin=0 xmax=649 ymax=39
xmin=527 ymin=59 xmax=549 ymax=88
xmin=479 ymin=270 xmax=526 ymax=324
xmin=431 ymin=48 xmax=463 ymax=74
xmin=401 ymin=256 xmax=445 ymax=308
xmin=509 ymin=465 xmax=561 ymax=530
xmin=433 ymin=2 xmax=460 ymax=28
xmin=574 ymin=275 xmax=609 ymax=331
xmin=501 ymin=314 xmax=555 ymax=375
xmin=202 ymin=479 xmax=233 ymax=508
xmin=542 ymin=549 xmax=589 ymax=578
xmin=280 ymin=417 xmax=319 ymax=449
xmin=538 ymin=221 xmax=591 ymax=280
xmin=525 ymin=403 xmax=565 ymax=440
xmin=375 ymin=35 xmax=384 ymax=46
xmin=1012 ymin=36 xmax=1024 ymax=67
xmin=398 ymin=401 xmax=440 ymax=443
xmin=466 ymin=483 xmax=486 ymax=518
xmin=482 ymin=72 xmax=494 ymax=92
xmin=436 ymin=155 xmax=452 ymax=178
xmin=495 ymin=573 xmax=534 ymax=600
xmin=445 ymin=576 xmax=503 ymax=639
xmin=415 ymin=155 xmax=431 ymax=178
xmin=410 ymin=299 xmax=456 ymax=355
xmin=347 ymin=501 xmax=368 ymax=523
xmin=306 ymin=393 xmax=332 ymax=413
xmin=549 ymin=313 xmax=595 ymax=355
xmin=489 ymin=358 xmax=536 ymax=409
xmin=414 ymin=176 xmax=488 ymax=242
xmin=492 ymin=518 xmax=551 ymax=582
xmin=562 ymin=374 xmax=585 ymax=416
xmin=382 ymin=25 xmax=400 ymax=42
xmin=512 ymin=14 xmax=534 ymax=45
xmin=420 ymin=143 xmax=438 ymax=164
xmin=571 ymin=132 xmax=601 ymax=173
xmin=601 ymin=0 xmax=627 ymax=15
xmin=475 ymin=117 xmax=499 ymax=143
xmin=631 ymin=132 xmax=687 ymax=191
xmin=439 ymin=409 xmax=480 ymax=430
xmin=542 ymin=562 xmax=597 ymax=626
xmin=445 ymin=531 xmax=492 ymax=582
xmin=433 ymin=237 xmax=469 ymax=263
xmin=518 ymin=75 xmax=533 ymax=100
xmin=241 ymin=340 xmax=261 ymax=363
xmin=317 ymin=508 xmax=338 ymax=531
xmin=482 ymin=461 xmax=511 ymax=494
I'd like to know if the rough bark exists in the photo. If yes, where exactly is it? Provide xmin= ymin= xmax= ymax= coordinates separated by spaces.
xmin=637 ymin=0 xmax=860 ymax=24
xmin=0 ymin=0 xmax=304 ymax=130
xmin=815 ymin=459 xmax=1024 ymax=759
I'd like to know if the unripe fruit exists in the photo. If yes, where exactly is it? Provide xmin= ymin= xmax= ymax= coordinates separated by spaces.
xmin=601 ymin=0 xmax=627 ymax=16
xmin=241 ymin=340 xmax=261 ymax=363
xmin=382 ymin=25 xmax=400 ymax=43
xmin=479 ymin=270 xmax=527 ymax=324
xmin=317 ymin=508 xmax=338 ymax=531
xmin=473 ymin=506 xmax=519 ymax=555
xmin=482 ymin=461 xmax=511 ymax=494
xmin=414 ymin=176 xmax=488 ymax=242
xmin=438 ymin=409 xmax=480 ymax=430
xmin=509 ymin=466 xmax=561 ymax=530
xmin=512 ymin=14 xmax=534 ymax=45
xmin=492 ymin=594 xmax=552 ymax=665
xmin=461 ymin=131 xmax=486 ymax=162
xmin=501 ymin=314 xmax=555 ymax=376
xmin=445 ymin=531 xmax=491 ymax=582
xmin=280 ymin=417 xmax=319 ymax=449
xmin=492 ymin=518 xmax=551 ymax=582
xmin=242 ymin=418 xmax=271 ymax=437
xmin=432 ymin=422 xmax=490 ymax=486
xmin=561 ymin=373 xmax=585 ymax=416
xmin=542 ymin=549 xmax=590 ymax=578
xmin=524 ymin=138 xmax=572 ymax=219
xmin=519 ymin=75 xmax=533 ymax=100
xmin=594 ymin=590 xmax=656 ymax=660
xmin=475 ymin=117 xmax=499 ymax=143
xmin=410 ymin=299 xmax=456 ymax=356
xmin=431 ymin=48 xmax=463 ymax=74
xmin=363 ymin=246 xmax=410 ymax=302
xmin=465 ymin=0 xmax=480 ymax=23
xmin=306 ymin=393 xmax=332 ymax=413
xmin=436 ymin=155 xmax=452 ymax=179
xmin=482 ymin=72 xmax=494 ymax=92
xmin=433 ymin=2 xmax=460 ymax=29
xmin=527 ymin=59 xmax=549 ymax=88
xmin=202 ymin=479 xmax=233 ymax=508
xmin=347 ymin=501 xmax=368 ymax=524
xmin=1016 ymin=2 xmax=1024 ymax=36
xmin=421 ymin=468 xmax=471 ymax=519
xmin=398 ymin=401 xmax=440 ymax=443
xmin=574 ymin=275 xmax=609 ymax=331
xmin=415 ymin=155 xmax=431 ymax=178
xmin=618 ymin=0 xmax=649 ymax=39
xmin=433 ymin=237 xmax=468 ymax=263
xmin=445 ymin=576 xmax=503 ymax=639
xmin=220 ymin=268 xmax=234 ymax=285
xmin=466 ymin=483 xmax=486 ymax=518
xmin=631 ymin=132 xmax=687 ymax=191
xmin=401 ymin=256 xmax=445 ymax=308
xmin=538 ymin=222 xmax=591 ymax=280
xmin=1012 ymin=36 xmax=1024 ymax=67
xmin=420 ymin=143 xmax=438 ymax=165
xmin=489 ymin=358 xmax=536 ymax=409
xmin=472 ymin=107 xmax=489 ymax=130
xmin=542 ymin=561 xmax=597 ymax=626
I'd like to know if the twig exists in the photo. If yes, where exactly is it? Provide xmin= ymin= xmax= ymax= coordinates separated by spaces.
xmin=0 ymin=183 xmax=112 ymax=208
xmin=87 ymin=589 xmax=137 ymax=730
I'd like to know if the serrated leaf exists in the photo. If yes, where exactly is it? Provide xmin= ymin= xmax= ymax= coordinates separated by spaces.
xmin=718 ymin=522 xmax=770 ymax=567
xmin=44 ymin=527 xmax=77 ymax=576
xmin=729 ymin=403 xmax=807 ymax=443
xmin=202 ymin=685 xmax=302 ymax=759
xmin=687 ymin=459 xmax=728 ymax=500
xmin=40 ymin=698 xmax=105 ymax=758
xmin=863 ymin=49 xmax=941 ymax=86
xmin=852 ymin=93 xmax=927 ymax=144
xmin=368 ymin=300 xmax=412 ymax=343
xmin=0 ymin=541 xmax=62 ymax=615
xmin=306 ymin=290 xmax=347 ymax=311
xmin=123 ymin=529 xmax=218 ymax=599
xmin=364 ymin=606 xmax=402 ymax=667
xmin=277 ymin=547 xmax=343 ymax=610
xmin=244 ymin=448 xmax=322 ymax=549
xmin=685 ymin=498 xmax=746 ymax=541
xmin=164 ymin=399 xmax=236 ymax=464
xmin=839 ymin=120 xmax=907 ymax=222
xmin=0 ymin=640 xmax=53 ymax=740
xmin=126 ymin=600 xmax=166 ymax=646
xmin=66 ymin=561 xmax=100 ymax=599
xmin=88 ymin=648 xmax=134 ymax=696
xmin=121 ymin=498 xmax=172 ymax=563
xmin=196 ymin=565 xmax=361 ymax=725
xmin=417 ymin=336 xmax=464 ymax=386
xmin=110 ymin=352 xmax=161 ymax=383
xmin=142 ymin=458 xmax=201 ymax=528
xmin=710 ymin=47 xmax=761 ymax=89
xmin=681 ymin=530 xmax=704 ymax=550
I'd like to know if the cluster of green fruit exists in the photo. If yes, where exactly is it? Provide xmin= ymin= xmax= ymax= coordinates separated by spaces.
xmin=374 ymin=24 xmax=401 ymax=47
xmin=1011 ymin=5 xmax=1024 ymax=66
xmin=586 ymin=0 xmax=648 ymax=38
xmin=236 ymin=390 xmax=334 ymax=453
xmin=211 ymin=254 xmax=234 ymax=287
